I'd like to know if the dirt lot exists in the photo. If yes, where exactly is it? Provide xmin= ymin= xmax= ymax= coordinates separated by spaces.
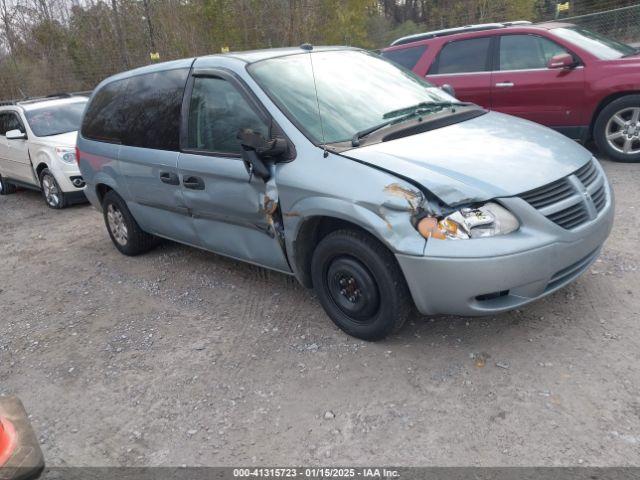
xmin=1 ymin=154 xmax=639 ymax=467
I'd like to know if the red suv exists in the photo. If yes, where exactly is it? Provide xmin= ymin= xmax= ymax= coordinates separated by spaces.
xmin=381 ymin=21 xmax=640 ymax=162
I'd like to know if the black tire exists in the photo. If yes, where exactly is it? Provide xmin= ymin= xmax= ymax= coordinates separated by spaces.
xmin=0 ymin=174 xmax=17 ymax=195
xmin=311 ymin=229 xmax=412 ymax=341
xmin=39 ymin=168 xmax=67 ymax=209
xmin=594 ymin=94 xmax=640 ymax=163
xmin=102 ymin=190 xmax=158 ymax=256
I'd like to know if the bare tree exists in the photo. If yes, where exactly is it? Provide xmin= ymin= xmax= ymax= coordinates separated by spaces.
xmin=111 ymin=0 xmax=129 ymax=68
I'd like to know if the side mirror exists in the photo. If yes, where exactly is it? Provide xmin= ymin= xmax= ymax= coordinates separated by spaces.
xmin=547 ymin=53 xmax=576 ymax=69
xmin=237 ymin=129 xmax=288 ymax=181
xmin=6 ymin=129 xmax=26 ymax=140
xmin=441 ymin=84 xmax=456 ymax=98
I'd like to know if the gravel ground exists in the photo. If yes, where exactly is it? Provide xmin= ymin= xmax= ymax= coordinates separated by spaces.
xmin=1 ymin=154 xmax=639 ymax=467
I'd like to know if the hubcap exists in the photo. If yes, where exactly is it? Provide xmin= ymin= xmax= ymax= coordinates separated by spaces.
xmin=606 ymin=107 xmax=640 ymax=155
xmin=106 ymin=204 xmax=129 ymax=246
xmin=42 ymin=174 xmax=60 ymax=207
xmin=326 ymin=256 xmax=380 ymax=323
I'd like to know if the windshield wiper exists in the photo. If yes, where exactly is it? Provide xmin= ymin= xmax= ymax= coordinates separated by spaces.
xmin=382 ymin=101 xmax=470 ymax=120
xmin=352 ymin=111 xmax=421 ymax=147
xmin=351 ymin=101 xmax=470 ymax=147
xmin=622 ymin=47 xmax=640 ymax=58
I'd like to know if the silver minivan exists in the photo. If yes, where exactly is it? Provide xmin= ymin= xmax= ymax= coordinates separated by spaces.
xmin=77 ymin=46 xmax=614 ymax=340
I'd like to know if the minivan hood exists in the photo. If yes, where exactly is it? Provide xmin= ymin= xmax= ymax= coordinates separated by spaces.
xmin=345 ymin=111 xmax=592 ymax=206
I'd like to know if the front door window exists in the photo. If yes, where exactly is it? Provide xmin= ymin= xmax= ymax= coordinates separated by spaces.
xmin=499 ymin=35 xmax=569 ymax=71
xmin=187 ymin=77 xmax=269 ymax=155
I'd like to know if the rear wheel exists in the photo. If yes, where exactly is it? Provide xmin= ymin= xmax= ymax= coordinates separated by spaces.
xmin=311 ymin=229 xmax=412 ymax=341
xmin=39 ymin=168 xmax=67 ymax=209
xmin=594 ymin=95 xmax=640 ymax=163
xmin=0 ymin=175 xmax=17 ymax=195
xmin=102 ymin=190 xmax=158 ymax=256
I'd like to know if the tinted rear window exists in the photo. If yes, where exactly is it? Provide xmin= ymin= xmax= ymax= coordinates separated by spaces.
xmin=82 ymin=68 xmax=189 ymax=150
xmin=429 ymin=37 xmax=492 ymax=74
xmin=381 ymin=45 xmax=427 ymax=70
xmin=119 ymin=69 xmax=188 ymax=150
xmin=81 ymin=80 xmax=128 ymax=143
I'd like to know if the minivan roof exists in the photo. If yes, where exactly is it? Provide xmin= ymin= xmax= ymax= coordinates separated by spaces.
xmin=219 ymin=45 xmax=353 ymax=63
xmin=106 ymin=45 xmax=354 ymax=83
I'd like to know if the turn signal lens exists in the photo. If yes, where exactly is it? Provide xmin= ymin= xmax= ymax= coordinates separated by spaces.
xmin=417 ymin=217 xmax=446 ymax=240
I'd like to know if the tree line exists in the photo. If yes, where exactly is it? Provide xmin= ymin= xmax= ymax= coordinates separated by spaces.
xmin=0 ymin=0 xmax=635 ymax=99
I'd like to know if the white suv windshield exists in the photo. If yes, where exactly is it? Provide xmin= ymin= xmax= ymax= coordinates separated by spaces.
xmin=248 ymin=50 xmax=457 ymax=144
xmin=552 ymin=26 xmax=637 ymax=60
xmin=25 ymin=101 xmax=87 ymax=137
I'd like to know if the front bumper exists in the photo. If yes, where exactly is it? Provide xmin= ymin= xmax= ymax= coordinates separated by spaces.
xmin=49 ymin=158 xmax=85 ymax=194
xmin=396 ymin=181 xmax=615 ymax=316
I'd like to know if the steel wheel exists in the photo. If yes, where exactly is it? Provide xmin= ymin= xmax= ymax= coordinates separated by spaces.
xmin=106 ymin=204 xmax=129 ymax=246
xmin=41 ymin=174 xmax=61 ymax=208
xmin=325 ymin=255 xmax=380 ymax=324
xmin=605 ymin=107 xmax=640 ymax=155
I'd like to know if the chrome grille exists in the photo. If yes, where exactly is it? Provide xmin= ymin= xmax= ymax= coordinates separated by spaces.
xmin=591 ymin=184 xmax=607 ymax=212
xmin=546 ymin=202 xmax=589 ymax=230
xmin=519 ymin=178 xmax=574 ymax=209
xmin=574 ymin=160 xmax=598 ymax=187
xmin=519 ymin=159 xmax=608 ymax=230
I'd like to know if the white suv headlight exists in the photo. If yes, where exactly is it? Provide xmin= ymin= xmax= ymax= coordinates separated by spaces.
xmin=55 ymin=147 xmax=76 ymax=164
xmin=417 ymin=202 xmax=519 ymax=240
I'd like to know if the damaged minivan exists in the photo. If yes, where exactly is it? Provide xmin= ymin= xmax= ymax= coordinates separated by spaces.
xmin=77 ymin=46 xmax=614 ymax=340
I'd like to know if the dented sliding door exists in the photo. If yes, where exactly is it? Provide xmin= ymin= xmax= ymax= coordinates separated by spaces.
xmin=176 ymin=152 xmax=290 ymax=273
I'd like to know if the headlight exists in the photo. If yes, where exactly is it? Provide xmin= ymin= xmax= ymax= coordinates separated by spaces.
xmin=55 ymin=147 xmax=76 ymax=164
xmin=417 ymin=202 xmax=519 ymax=240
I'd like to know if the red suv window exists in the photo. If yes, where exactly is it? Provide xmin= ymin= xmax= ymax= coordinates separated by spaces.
xmin=381 ymin=44 xmax=427 ymax=70
xmin=499 ymin=34 xmax=569 ymax=70
xmin=429 ymin=37 xmax=492 ymax=74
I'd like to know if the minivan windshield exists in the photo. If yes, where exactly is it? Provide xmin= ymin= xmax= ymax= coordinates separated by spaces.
xmin=25 ymin=100 xmax=87 ymax=137
xmin=552 ymin=26 xmax=637 ymax=60
xmin=248 ymin=50 xmax=462 ymax=145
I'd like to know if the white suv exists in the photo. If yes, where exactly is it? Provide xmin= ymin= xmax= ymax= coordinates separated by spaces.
xmin=0 ymin=94 xmax=88 ymax=208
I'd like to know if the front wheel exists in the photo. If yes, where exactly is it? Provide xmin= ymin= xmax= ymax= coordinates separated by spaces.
xmin=594 ymin=95 xmax=640 ymax=163
xmin=311 ymin=229 xmax=412 ymax=341
xmin=0 ymin=174 xmax=17 ymax=195
xmin=39 ymin=168 xmax=67 ymax=209
xmin=102 ymin=190 xmax=159 ymax=256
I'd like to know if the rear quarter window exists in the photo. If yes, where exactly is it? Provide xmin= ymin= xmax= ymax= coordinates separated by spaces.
xmin=81 ymin=68 xmax=189 ymax=151
xmin=381 ymin=45 xmax=427 ymax=70
xmin=81 ymin=80 xmax=128 ymax=143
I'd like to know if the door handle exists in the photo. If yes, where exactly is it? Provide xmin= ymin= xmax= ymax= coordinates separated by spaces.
xmin=159 ymin=171 xmax=180 ymax=185
xmin=183 ymin=176 xmax=205 ymax=190
xmin=495 ymin=81 xmax=515 ymax=88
